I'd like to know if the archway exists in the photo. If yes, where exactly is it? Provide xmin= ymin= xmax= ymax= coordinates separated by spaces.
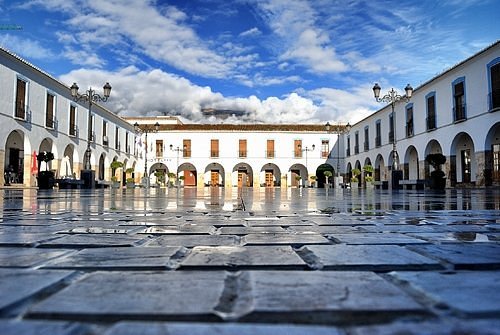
xmin=363 ymin=157 xmax=373 ymax=185
xmin=315 ymin=163 xmax=334 ymax=188
xmin=98 ymin=154 xmax=106 ymax=181
xmin=374 ymin=154 xmax=385 ymax=181
xmin=404 ymin=146 xmax=419 ymax=180
xmin=4 ymin=130 xmax=25 ymax=185
xmin=233 ymin=163 xmax=253 ymax=187
xmin=61 ymin=144 xmax=77 ymax=178
xmin=484 ymin=122 xmax=500 ymax=186
xmin=179 ymin=162 xmax=197 ymax=186
xmin=205 ymin=163 xmax=225 ymax=187
xmin=450 ymin=132 xmax=476 ymax=185
xmin=289 ymin=163 xmax=307 ymax=187
xmin=424 ymin=140 xmax=443 ymax=180
xmin=260 ymin=163 xmax=281 ymax=187
xmin=150 ymin=162 xmax=168 ymax=186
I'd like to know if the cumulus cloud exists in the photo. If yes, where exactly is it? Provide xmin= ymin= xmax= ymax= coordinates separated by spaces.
xmin=0 ymin=34 xmax=55 ymax=60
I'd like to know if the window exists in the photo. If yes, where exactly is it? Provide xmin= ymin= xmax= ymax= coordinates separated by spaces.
xmin=488 ymin=58 xmax=500 ymax=110
xmin=493 ymin=143 xmax=500 ymax=183
xmin=346 ymin=136 xmax=351 ymax=157
xmin=210 ymin=139 xmax=219 ymax=158
xmin=15 ymin=78 xmax=27 ymax=119
xmin=156 ymin=140 xmax=163 ymax=157
xmin=69 ymin=105 xmax=77 ymax=136
xmin=406 ymin=103 xmax=414 ymax=137
xmin=375 ymin=120 xmax=381 ymax=147
xmin=354 ymin=131 xmax=359 ymax=154
xmin=453 ymin=77 xmax=466 ymax=121
xmin=426 ymin=92 xmax=436 ymax=130
xmin=125 ymin=133 xmax=130 ymax=153
xmin=45 ymin=93 xmax=55 ymax=128
xmin=103 ymin=121 xmax=108 ymax=145
xmin=389 ymin=113 xmax=394 ymax=143
xmin=266 ymin=139 xmax=275 ymax=158
xmin=239 ymin=139 xmax=247 ymax=158
xmin=364 ymin=126 xmax=369 ymax=151
xmin=294 ymin=140 xmax=302 ymax=158
xmin=115 ymin=126 xmax=119 ymax=150
xmin=321 ymin=140 xmax=330 ymax=158
xmin=183 ymin=139 xmax=191 ymax=158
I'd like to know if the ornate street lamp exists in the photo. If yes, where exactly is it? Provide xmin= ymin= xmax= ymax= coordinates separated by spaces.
xmin=71 ymin=82 xmax=111 ymax=189
xmin=373 ymin=83 xmax=413 ymax=189
xmin=326 ymin=121 xmax=351 ymax=187
xmin=134 ymin=121 xmax=159 ymax=188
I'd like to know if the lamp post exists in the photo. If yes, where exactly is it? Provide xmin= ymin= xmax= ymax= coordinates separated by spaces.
xmin=134 ymin=121 xmax=159 ymax=188
xmin=170 ymin=144 xmax=186 ymax=187
xmin=372 ymin=83 xmax=413 ymax=189
xmin=326 ymin=121 xmax=351 ymax=187
xmin=71 ymin=82 xmax=111 ymax=189
xmin=298 ymin=144 xmax=315 ymax=185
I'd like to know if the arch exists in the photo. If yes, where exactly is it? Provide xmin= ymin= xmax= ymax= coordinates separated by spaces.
xmin=450 ymin=132 xmax=476 ymax=185
xmin=353 ymin=160 xmax=362 ymax=187
xmin=61 ymin=144 xmax=78 ymax=178
xmin=150 ymin=162 xmax=168 ymax=186
xmin=403 ymin=145 xmax=419 ymax=180
xmin=289 ymin=163 xmax=307 ymax=187
xmin=232 ymin=162 xmax=253 ymax=187
xmin=260 ymin=163 xmax=281 ymax=187
xmin=424 ymin=140 xmax=443 ymax=179
xmin=374 ymin=154 xmax=385 ymax=181
xmin=315 ymin=163 xmax=334 ymax=188
xmin=179 ymin=162 xmax=197 ymax=186
xmin=484 ymin=122 xmax=500 ymax=185
xmin=205 ymin=163 xmax=225 ymax=187
xmin=4 ymin=130 xmax=25 ymax=184
xmin=38 ymin=138 xmax=56 ymax=174
xmin=346 ymin=162 xmax=353 ymax=182
xmin=363 ymin=157 xmax=373 ymax=185
xmin=98 ymin=154 xmax=106 ymax=180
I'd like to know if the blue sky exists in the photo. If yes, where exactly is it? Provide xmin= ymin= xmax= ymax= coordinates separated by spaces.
xmin=1 ymin=0 xmax=499 ymax=124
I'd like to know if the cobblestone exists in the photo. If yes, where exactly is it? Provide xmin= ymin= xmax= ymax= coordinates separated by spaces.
xmin=0 ymin=187 xmax=499 ymax=334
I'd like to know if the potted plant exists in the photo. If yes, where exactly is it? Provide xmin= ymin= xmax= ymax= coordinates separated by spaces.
xmin=310 ymin=175 xmax=317 ymax=188
xmin=324 ymin=170 xmax=333 ymax=188
xmin=154 ymin=170 xmax=167 ymax=187
xmin=37 ymin=151 xmax=55 ymax=189
xmin=351 ymin=168 xmax=361 ymax=187
xmin=178 ymin=175 xmax=185 ymax=187
xmin=426 ymin=153 xmax=446 ymax=190
xmin=363 ymin=165 xmax=374 ymax=188
xmin=125 ymin=167 xmax=135 ymax=188
xmin=295 ymin=175 xmax=302 ymax=187
xmin=110 ymin=160 xmax=123 ymax=188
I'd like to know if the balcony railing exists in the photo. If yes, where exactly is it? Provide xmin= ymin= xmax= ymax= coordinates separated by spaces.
xmin=183 ymin=150 xmax=191 ymax=158
xmin=453 ymin=103 xmax=467 ymax=122
xmin=346 ymin=148 xmax=350 ymax=157
xmin=238 ymin=150 xmax=247 ymax=158
xmin=210 ymin=151 xmax=219 ymax=158
xmin=426 ymin=115 xmax=436 ymax=131
xmin=375 ymin=136 xmax=381 ymax=147
xmin=266 ymin=150 xmax=275 ymax=158
xmin=489 ymin=89 xmax=500 ymax=110
xmin=364 ymin=142 xmax=369 ymax=151
xmin=388 ymin=131 xmax=394 ymax=143
xmin=15 ymin=102 xmax=26 ymax=120
xmin=354 ymin=145 xmax=359 ymax=155
xmin=69 ymin=125 xmax=77 ymax=137
xmin=406 ymin=122 xmax=414 ymax=137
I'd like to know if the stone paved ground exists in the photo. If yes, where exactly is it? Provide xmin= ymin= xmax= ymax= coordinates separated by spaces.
xmin=0 ymin=187 xmax=499 ymax=334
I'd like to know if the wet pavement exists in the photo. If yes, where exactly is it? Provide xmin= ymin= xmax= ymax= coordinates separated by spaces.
xmin=0 ymin=187 xmax=499 ymax=334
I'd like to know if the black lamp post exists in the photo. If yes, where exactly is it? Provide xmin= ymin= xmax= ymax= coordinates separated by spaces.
xmin=373 ymin=83 xmax=413 ymax=189
xmin=71 ymin=82 xmax=111 ymax=189
xmin=170 ymin=144 xmax=186 ymax=187
xmin=134 ymin=121 xmax=159 ymax=188
xmin=326 ymin=121 xmax=351 ymax=187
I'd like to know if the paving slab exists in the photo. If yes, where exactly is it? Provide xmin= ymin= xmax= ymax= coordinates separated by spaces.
xmin=232 ymin=271 xmax=426 ymax=323
xmin=0 ymin=268 xmax=73 ymax=311
xmin=137 ymin=225 xmax=217 ymax=235
xmin=329 ymin=233 xmax=428 ymax=245
xmin=0 ymin=247 xmax=72 ymax=268
xmin=217 ymin=226 xmax=287 ymax=235
xmin=408 ymin=243 xmax=500 ymax=269
xmin=298 ymin=245 xmax=443 ymax=271
xmin=38 ymin=234 xmax=147 ymax=248
xmin=0 ymin=232 xmax=62 ymax=246
xmin=181 ymin=246 xmax=307 ymax=269
xmin=347 ymin=319 xmax=500 ymax=335
xmin=407 ymin=232 xmax=493 ymax=243
xmin=145 ymin=235 xmax=241 ymax=247
xmin=390 ymin=271 xmax=500 ymax=316
xmin=28 ymin=271 xmax=227 ymax=322
xmin=242 ymin=233 xmax=331 ymax=246
xmin=104 ymin=321 xmax=342 ymax=335
xmin=0 ymin=320 xmax=91 ymax=335
xmin=42 ymin=247 xmax=186 ymax=270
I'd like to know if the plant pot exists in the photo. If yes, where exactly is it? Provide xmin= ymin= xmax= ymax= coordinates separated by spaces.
xmin=37 ymin=171 xmax=55 ymax=189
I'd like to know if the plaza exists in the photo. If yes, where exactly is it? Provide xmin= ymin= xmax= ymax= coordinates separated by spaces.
xmin=0 ymin=187 xmax=499 ymax=334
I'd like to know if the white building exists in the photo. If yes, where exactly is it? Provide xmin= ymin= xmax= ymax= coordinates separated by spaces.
xmin=0 ymin=47 xmax=137 ymax=187
xmin=345 ymin=41 xmax=500 ymax=188
xmin=127 ymin=120 xmax=346 ymax=188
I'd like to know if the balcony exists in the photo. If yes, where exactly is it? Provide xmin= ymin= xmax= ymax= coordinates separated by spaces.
xmin=346 ymin=148 xmax=350 ymax=157
xmin=354 ymin=145 xmax=359 ymax=155
xmin=15 ymin=102 xmax=26 ymax=120
xmin=364 ymin=142 xmax=369 ymax=151
xmin=103 ymin=136 xmax=109 ymax=146
xmin=426 ymin=116 xmax=436 ymax=131
xmin=69 ymin=125 xmax=77 ymax=137
xmin=375 ymin=136 xmax=381 ymax=147
xmin=406 ymin=123 xmax=414 ymax=137
xmin=388 ymin=131 xmax=394 ymax=144
xmin=489 ymin=89 xmax=500 ymax=111
xmin=210 ymin=151 xmax=219 ymax=158
xmin=266 ymin=150 xmax=275 ymax=158
xmin=238 ymin=150 xmax=247 ymax=158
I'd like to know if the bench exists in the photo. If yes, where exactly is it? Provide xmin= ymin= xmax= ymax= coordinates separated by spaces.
xmin=373 ymin=181 xmax=388 ymax=189
xmin=399 ymin=179 xmax=425 ymax=190
xmin=56 ymin=178 xmax=85 ymax=189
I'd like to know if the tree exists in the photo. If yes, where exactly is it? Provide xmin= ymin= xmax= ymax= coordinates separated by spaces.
xmin=351 ymin=168 xmax=361 ymax=183
xmin=110 ymin=160 xmax=123 ymax=182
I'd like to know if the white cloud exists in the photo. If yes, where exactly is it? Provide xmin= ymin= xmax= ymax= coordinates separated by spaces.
xmin=0 ymin=34 xmax=55 ymax=60
xmin=240 ymin=27 xmax=261 ymax=37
